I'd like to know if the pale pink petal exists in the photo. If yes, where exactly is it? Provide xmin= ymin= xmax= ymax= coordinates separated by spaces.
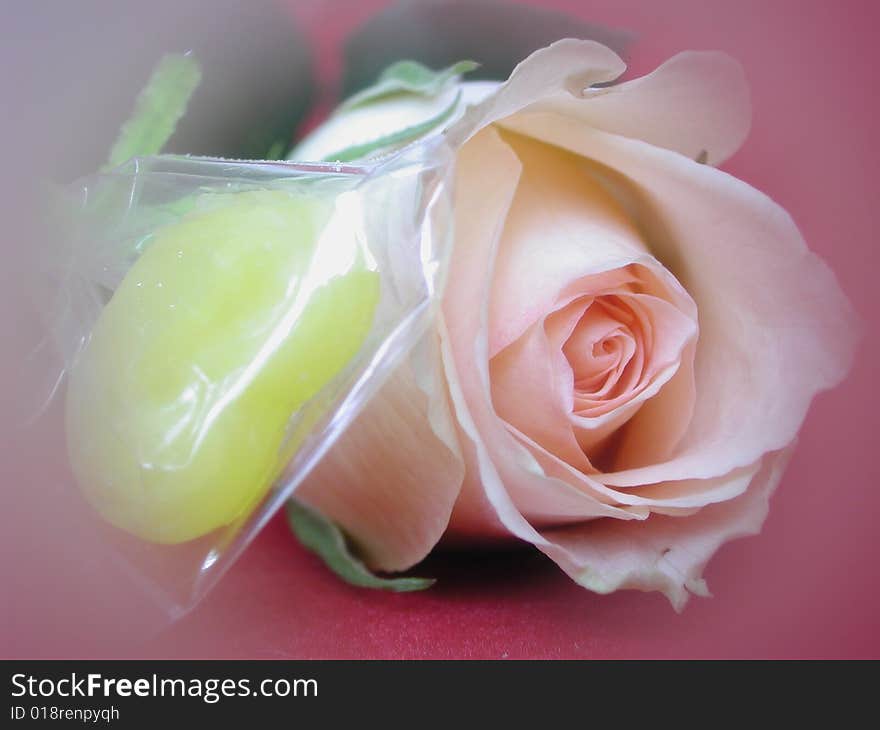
xmin=530 ymin=51 xmax=750 ymax=164
xmin=447 ymin=39 xmax=627 ymax=148
xmin=517 ymin=429 xmax=755 ymax=515
xmin=628 ymin=466 xmax=755 ymax=515
xmin=487 ymin=132 xmax=650 ymax=357
xmin=296 ymin=334 xmax=463 ymax=571
xmin=442 ymin=126 xmax=521 ymax=394
xmin=570 ymin=292 xmax=696 ymax=415
xmin=564 ymin=301 xmax=633 ymax=399
xmin=539 ymin=448 xmax=794 ymax=610
xmin=490 ymin=318 xmax=594 ymax=473
xmin=544 ymin=296 xmax=589 ymax=411
xmin=440 ymin=128 xmax=542 ymax=541
xmin=499 ymin=113 xmax=859 ymax=485
xmin=496 ymin=435 xmax=649 ymax=526
xmin=611 ymin=339 xmax=697 ymax=470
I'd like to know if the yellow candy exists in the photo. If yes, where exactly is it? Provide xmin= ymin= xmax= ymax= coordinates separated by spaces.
xmin=66 ymin=188 xmax=380 ymax=543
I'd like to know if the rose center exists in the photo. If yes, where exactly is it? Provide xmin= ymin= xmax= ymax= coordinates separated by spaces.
xmin=563 ymin=297 xmax=646 ymax=414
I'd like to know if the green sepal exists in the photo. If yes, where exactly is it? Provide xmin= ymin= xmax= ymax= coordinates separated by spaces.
xmin=340 ymin=59 xmax=478 ymax=111
xmin=322 ymin=90 xmax=461 ymax=163
xmin=104 ymin=53 xmax=201 ymax=170
xmin=285 ymin=499 xmax=435 ymax=592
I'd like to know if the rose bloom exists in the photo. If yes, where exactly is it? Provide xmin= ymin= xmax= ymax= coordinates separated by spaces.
xmin=292 ymin=41 xmax=857 ymax=608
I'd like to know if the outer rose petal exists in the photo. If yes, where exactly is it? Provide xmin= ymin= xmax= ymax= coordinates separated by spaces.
xmin=296 ymin=333 xmax=464 ymax=571
xmin=447 ymin=40 xmax=627 ymax=148
xmin=522 ymin=440 xmax=757 ymax=516
xmin=490 ymin=318 xmax=594 ymax=473
xmin=540 ymin=448 xmax=794 ymax=610
xmin=500 ymin=113 xmax=859 ymax=483
xmin=530 ymin=50 xmax=750 ymax=165
xmin=449 ymin=40 xmax=750 ymax=165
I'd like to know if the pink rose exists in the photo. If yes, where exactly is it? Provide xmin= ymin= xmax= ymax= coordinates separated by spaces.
xmin=292 ymin=41 xmax=857 ymax=608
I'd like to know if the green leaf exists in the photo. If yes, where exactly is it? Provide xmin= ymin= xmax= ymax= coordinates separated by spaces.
xmin=104 ymin=53 xmax=201 ymax=170
xmin=285 ymin=499 xmax=435 ymax=592
xmin=340 ymin=58 xmax=477 ymax=111
xmin=323 ymin=90 xmax=461 ymax=163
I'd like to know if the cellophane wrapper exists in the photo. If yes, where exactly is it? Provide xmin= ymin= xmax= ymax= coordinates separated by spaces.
xmin=40 ymin=138 xmax=454 ymax=620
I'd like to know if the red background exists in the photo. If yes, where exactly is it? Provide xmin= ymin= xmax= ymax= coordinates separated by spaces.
xmin=5 ymin=0 xmax=879 ymax=659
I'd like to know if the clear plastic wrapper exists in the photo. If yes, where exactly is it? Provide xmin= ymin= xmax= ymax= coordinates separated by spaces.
xmin=42 ymin=139 xmax=453 ymax=619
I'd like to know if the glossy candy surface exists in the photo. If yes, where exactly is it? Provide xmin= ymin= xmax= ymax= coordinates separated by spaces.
xmin=66 ymin=188 xmax=380 ymax=543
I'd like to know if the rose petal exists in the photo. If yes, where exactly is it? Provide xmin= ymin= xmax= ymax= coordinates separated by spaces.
xmin=296 ymin=332 xmax=463 ymax=571
xmin=490 ymin=315 xmax=595 ymax=473
xmin=564 ymin=300 xmax=634 ymax=400
xmin=487 ymin=132 xmax=650 ymax=357
xmin=530 ymin=50 xmax=751 ymax=164
xmin=520 ymin=433 xmax=757 ymax=515
xmin=544 ymin=296 xmax=589 ymax=411
xmin=611 ymin=338 xmax=697 ymax=469
xmin=540 ymin=448 xmax=794 ymax=610
xmin=448 ymin=39 xmax=627 ymax=148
